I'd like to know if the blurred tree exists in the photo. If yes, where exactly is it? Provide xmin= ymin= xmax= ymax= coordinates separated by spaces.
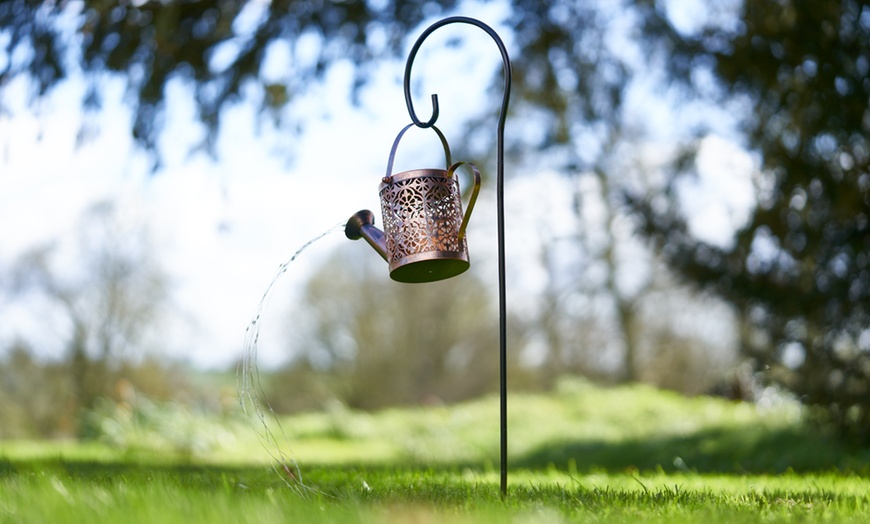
xmin=0 ymin=0 xmax=460 ymax=161
xmin=9 ymin=202 xmax=180 ymax=434
xmin=499 ymin=4 xmax=730 ymax=388
xmin=267 ymin=244 xmax=530 ymax=412
xmin=0 ymin=341 xmax=75 ymax=437
xmin=634 ymin=1 xmax=870 ymax=438
xmin=0 ymin=0 xmax=636 ymax=167
xmin=2 ymin=0 xmax=753 ymax=403
xmin=514 ymin=171 xmax=739 ymax=393
xmin=10 ymin=2 xmax=867 ymax=434
xmin=506 ymin=0 xmax=643 ymax=380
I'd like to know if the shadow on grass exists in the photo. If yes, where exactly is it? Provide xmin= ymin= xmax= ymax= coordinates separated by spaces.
xmin=0 ymin=458 xmax=276 ymax=488
xmin=4 ymin=455 xmax=870 ymax=520
xmin=0 ymin=455 xmax=461 ymax=486
xmin=2 ymin=422 xmax=869 ymax=483
xmin=514 ymin=424 xmax=870 ymax=475
xmin=0 ymin=457 xmax=506 ymax=501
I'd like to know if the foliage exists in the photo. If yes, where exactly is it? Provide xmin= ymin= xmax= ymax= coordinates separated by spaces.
xmin=270 ymin=377 xmax=867 ymax=475
xmin=0 ymin=343 xmax=75 ymax=438
xmin=81 ymin=396 xmax=243 ymax=459
xmin=0 ymin=0 xmax=460 ymax=157
xmin=2 ymin=202 xmax=189 ymax=437
xmin=0 ymin=0 xmax=639 ymax=166
xmin=60 ymin=376 xmax=864 ymax=476
xmin=633 ymin=1 xmax=870 ymax=439
xmin=5 ymin=0 xmax=868 ymax=440
xmin=1 ymin=0 xmax=736 ymax=397
xmin=0 ymin=346 xmax=195 ymax=439
xmin=265 ymin=244 xmax=527 ymax=412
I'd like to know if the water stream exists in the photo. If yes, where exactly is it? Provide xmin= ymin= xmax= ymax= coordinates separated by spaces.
xmin=237 ymin=222 xmax=345 ymax=493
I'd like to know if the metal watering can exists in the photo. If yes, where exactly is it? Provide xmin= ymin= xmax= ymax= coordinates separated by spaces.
xmin=345 ymin=123 xmax=480 ymax=283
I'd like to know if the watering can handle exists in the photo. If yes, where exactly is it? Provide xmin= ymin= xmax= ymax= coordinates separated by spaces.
xmin=384 ymin=123 xmax=453 ymax=179
xmin=448 ymin=161 xmax=481 ymax=241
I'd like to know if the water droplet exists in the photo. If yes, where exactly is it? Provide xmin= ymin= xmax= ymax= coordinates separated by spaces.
xmin=237 ymin=222 xmax=343 ymax=491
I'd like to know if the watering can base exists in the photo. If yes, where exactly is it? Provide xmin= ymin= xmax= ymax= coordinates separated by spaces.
xmin=389 ymin=256 xmax=470 ymax=283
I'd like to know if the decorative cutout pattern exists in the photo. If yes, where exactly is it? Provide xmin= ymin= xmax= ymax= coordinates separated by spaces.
xmin=380 ymin=174 xmax=467 ymax=261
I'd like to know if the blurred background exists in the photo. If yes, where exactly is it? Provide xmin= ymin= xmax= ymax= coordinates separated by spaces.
xmin=0 ymin=0 xmax=867 ymax=446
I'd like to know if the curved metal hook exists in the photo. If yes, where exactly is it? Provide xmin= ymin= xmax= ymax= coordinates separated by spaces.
xmin=403 ymin=16 xmax=511 ymax=131
xmin=402 ymin=16 xmax=512 ymax=498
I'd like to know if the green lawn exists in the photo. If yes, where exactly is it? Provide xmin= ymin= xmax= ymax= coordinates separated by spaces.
xmin=2 ymin=378 xmax=869 ymax=523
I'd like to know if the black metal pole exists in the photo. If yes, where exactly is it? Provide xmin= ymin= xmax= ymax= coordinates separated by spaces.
xmin=402 ymin=16 xmax=511 ymax=498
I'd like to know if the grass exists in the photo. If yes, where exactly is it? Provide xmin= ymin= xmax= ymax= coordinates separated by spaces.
xmin=2 ymin=378 xmax=870 ymax=523
xmin=5 ymin=461 xmax=870 ymax=524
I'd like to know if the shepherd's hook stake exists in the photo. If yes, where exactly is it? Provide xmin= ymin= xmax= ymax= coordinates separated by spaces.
xmin=403 ymin=16 xmax=511 ymax=498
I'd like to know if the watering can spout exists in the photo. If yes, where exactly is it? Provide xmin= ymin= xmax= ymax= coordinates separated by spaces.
xmin=345 ymin=210 xmax=388 ymax=261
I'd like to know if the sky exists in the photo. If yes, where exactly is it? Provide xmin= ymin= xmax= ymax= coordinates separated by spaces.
xmin=0 ymin=0 xmax=756 ymax=370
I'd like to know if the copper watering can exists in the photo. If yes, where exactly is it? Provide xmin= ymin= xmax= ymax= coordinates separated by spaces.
xmin=346 ymin=123 xmax=481 ymax=283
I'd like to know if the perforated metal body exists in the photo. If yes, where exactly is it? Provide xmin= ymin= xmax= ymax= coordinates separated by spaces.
xmin=379 ymin=168 xmax=470 ymax=282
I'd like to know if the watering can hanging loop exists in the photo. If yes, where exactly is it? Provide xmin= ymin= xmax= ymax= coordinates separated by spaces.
xmin=346 ymin=123 xmax=481 ymax=283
